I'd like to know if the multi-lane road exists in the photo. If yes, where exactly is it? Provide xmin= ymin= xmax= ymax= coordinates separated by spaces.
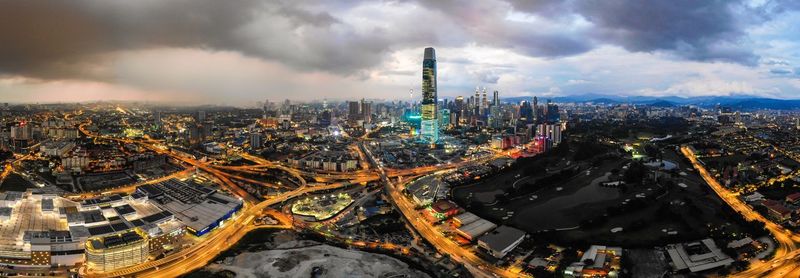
xmin=361 ymin=142 xmax=525 ymax=278
xmin=78 ymin=120 xmax=390 ymax=277
xmin=681 ymin=146 xmax=800 ymax=277
xmin=71 ymin=117 xmax=800 ymax=277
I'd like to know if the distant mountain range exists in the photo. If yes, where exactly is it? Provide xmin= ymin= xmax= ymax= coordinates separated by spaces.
xmin=502 ymin=94 xmax=800 ymax=110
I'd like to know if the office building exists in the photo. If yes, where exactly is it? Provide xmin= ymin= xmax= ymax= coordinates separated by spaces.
xmin=439 ymin=109 xmax=451 ymax=128
xmin=420 ymin=47 xmax=439 ymax=144
xmin=360 ymin=99 xmax=372 ymax=124
xmin=348 ymin=101 xmax=361 ymax=122
xmin=546 ymin=101 xmax=560 ymax=123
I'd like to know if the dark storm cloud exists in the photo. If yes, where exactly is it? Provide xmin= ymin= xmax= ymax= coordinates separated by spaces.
xmin=573 ymin=0 xmax=760 ymax=65
xmin=0 ymin=0 xmax=262 ymax=80
xmin=0 ymin=0 xmax=798 ymax=83
xmin=507 ymin=0 xmax=797 ymax=66
xmin=0 ymin=0 xmax=403 ymax=80
xmin=414 ymin=0 xmax=594 ymax=58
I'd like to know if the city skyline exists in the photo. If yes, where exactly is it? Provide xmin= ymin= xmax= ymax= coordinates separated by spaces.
xmin=1 ymin=1 xmax=800 ymax=105
xmin=3 ymin=2 xmax=800 ymax=277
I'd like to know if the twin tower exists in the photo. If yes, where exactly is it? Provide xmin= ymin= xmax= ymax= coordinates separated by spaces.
xmin=420 ymin=47 xmax=438 ymax=144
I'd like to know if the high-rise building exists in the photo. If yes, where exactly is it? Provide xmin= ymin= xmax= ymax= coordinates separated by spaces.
xmin=454 ymin=96 xmax=464 ymax=125
xmin=519 ymin=101 xmax=533 ymax=123
xmin=488 ymin=106 xmax=502 ymax=128
xmin=196 ymin=110 xmax=206 ymax=123
xmin=481 ymin=87 xmax=488 ymax=111
xmin=548 ymin=124 xmax=562 ymax=145
xmin=153 ymin=111 xmax=162 ymax=127
xmin=319 ymin=110 xmax=332 ymax=126
xmin=420 ymin=47 xmax=439 ymax=144
xmin=439 ymin=108 xmax=451 ymax=128
xmin=348 ymin=101 xmax=361 ymax=122
xmin=492 ymin=90 xmax=499 ymax=106
xmin=250 ymin=132 xmax=262 ymax=151
xmin=546 ymin=101 xmax=560 ymax=123
xmin=474 ymin=87 xmax=481 ymax=113
xmin=360 ymin=99 xmax=373 ymax=124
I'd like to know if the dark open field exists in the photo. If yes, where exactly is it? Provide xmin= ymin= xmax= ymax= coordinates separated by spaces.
xmin=453 ymin=147 xmax=753 ymax=247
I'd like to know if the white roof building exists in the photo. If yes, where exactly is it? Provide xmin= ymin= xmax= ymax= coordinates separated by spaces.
xmin=666 ymin=238 xmax=734 ymax=273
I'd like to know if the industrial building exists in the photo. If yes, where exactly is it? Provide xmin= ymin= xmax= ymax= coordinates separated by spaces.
xmin=477 ymin=225 xmax=526 ymax=259
xmin=456 ymin=218 xmax=497 ymax=241
xmin=136 ymin=178 xmax=242 ymax=236
xmin=452 ymin=212 xmax=480 ymax=227
xmin=665 ymin=238 xmax=734 ymax=273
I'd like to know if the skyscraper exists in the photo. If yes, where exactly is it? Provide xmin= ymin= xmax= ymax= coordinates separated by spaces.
xmin=348 ymin=101 xmax=361 ymax=122
xmin=360 ymin=98 xmax=372 ymax=124
xmin=492 ymin=90 xmax=499 ymax=106
xmin=519 ymin=101 xmax=533 ymax=123
xmin=474 ymin=87 xmax=481 ymax=113
xmin=454 ymin=96 xmax=464 ymax=125
xmin=481 ymin=87 xmax=488 ymax=111
xmin=420 ymin=47 xmax=439 ymax=144
xmin=546 ymin=100 xmax=560 ymax=123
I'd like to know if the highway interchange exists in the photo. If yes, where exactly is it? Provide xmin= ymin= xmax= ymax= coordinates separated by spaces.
xmin=71 ymin=118 xmax=523 ymax=277
xmin=2 ymin=114 xmax=795 ymax=277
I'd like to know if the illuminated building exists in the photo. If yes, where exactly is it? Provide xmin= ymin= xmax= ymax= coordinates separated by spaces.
xmin=420 ymin=47 xmax=439 ymax=144
xmin=144 ymin=223 xmax=185 ymax=257
xmin=439 ymin=108 xmax=450 ymax=128
xmin=85 ymin=229 xmax=149 ymax=272
xmin=426 ymin=200 xmax=461 ymax=222
xmin=136 ymin=179 xmax=242 ymax=237
xmin=454 ymin=96 xmax=464 ymax=125
xmin=565 ymin=245 xmax=623 ymax=277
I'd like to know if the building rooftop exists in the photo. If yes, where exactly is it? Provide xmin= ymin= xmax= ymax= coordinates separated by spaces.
xmin=453 ymin=212 xmax=480 ymax=226
xmin=666 ymin=238 xmax=734 ymax=273
xmin=456 ymin=219 xmax=497 ymax=240
xmin=89 ymin=230 xmax=145 ymax=250
xmin=477 ymin=225 xmax=526 ymax=254
xmin=113 ymin=204 xmax=136 ymax=216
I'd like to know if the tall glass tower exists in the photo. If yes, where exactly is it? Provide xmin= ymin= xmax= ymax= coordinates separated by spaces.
xmin=420 ymin=47 xmax=439 ymax=144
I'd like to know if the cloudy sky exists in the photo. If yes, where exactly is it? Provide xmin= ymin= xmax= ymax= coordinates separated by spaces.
xmin=1 ymin=0 xmax=799 ymax=106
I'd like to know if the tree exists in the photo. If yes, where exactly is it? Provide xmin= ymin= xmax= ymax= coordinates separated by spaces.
xmin=624 ymin=162 xmax=647 ymax=184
